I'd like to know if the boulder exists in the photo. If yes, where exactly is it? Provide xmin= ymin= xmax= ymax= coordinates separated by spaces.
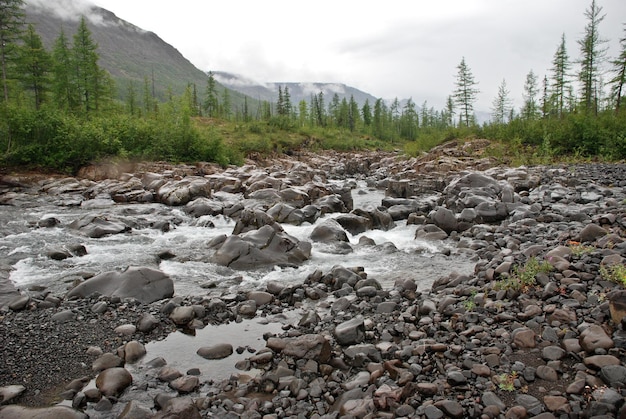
xmin=212 ymin=225 xmax=311 ymax=269
xmin=197 ymin=343 xmax=233 ymax=360
xmin=156 ymin=176 xmax=211 ymax=206
xmin=335 ymin=214 xmax=372 ymax=235
xmin=183 ymin=197 xmax=223 ymax=217
xmin=66 ymin=267 xmax=174 ymax=304
xmin=310 ymin=219 xmax=349 ymax=243
xmin=0 ymin=406 xmax=87 ymax=419
xmin=68 ymin=214 xmax=130 ymax=238
xmin=95 ymin=367 xmax=132 ymax=397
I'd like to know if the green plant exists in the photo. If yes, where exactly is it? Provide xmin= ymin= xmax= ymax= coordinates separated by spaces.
xmin=568 ymin=242 xmax=596 ymax=257
xmin=600 ymin=264 xmax=626 ymax=286
xmin=495 ymin=257 xmax=553 ymax=291
xmin=495 ymin=371 xmax=518 ymax=392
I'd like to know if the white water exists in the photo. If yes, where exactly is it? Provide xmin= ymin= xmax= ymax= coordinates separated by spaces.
xmin=2 ymin=182 xmax=475 ymax=297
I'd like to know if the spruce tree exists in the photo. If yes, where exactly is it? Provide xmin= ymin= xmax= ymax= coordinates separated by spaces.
xmin=491 ymin=79 xmax=512 ymax=124
xmin=52 ymin=28 xmax=77 ymax=111
xmin=0 ymin=0 xmax=24 ymax=102
xmin=203 ymin=72 xmax=218 ymax=117
xmin=522 ymin=70 xmax=539 ymax=120
xmin=72 ymin=17 xmax=104 ymax=113
xmin=453 ymin=57 xmax=480 ymax=127
xmin=17 ymin=23 xmax=51 ymax=110
xmin=551 ymin=34 xmax=570 ymax=117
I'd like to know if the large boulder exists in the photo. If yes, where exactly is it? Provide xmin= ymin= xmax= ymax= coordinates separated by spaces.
xmin=66 ymin=267 xmax=174 ymax=304
xmin=68 ymin=214 xmax=131 ymax=238
xmin=310 ymin=219 xmax=349 ymax=243
xmin=0 ymin=406 xmax=87 ymax=419
xmin=335 ymin=214 xmax=372 ymax=235
xmin=212 ymin=225 xmax=311 ymax=270
xmin=156 ymin=176 xmax=212 ymax=206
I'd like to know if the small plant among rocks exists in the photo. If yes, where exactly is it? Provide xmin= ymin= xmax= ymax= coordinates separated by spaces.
xmin=495 ymin=257 xmax=553 ymax=291
xmin=567 ymin=241 xmax=596 ymax=257
xmin=495 ymin=371 xmax=518 ymax=392
xmin=600 ymin=264 xmax=626 ymax=286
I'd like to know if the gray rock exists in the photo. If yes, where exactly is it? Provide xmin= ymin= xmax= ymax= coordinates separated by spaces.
xmin=95 ymin=367 xmax=132 ymax=397
xmin=92 ymin=353 xmax=124 ymax=372
xmin=197 ymin=343 xmax=233 ymax=360
xmin=599 ymin=365 xmax=626 ymax=386
xmin=579 ymin=324 xmax=614 ymax=353
xmin=124 ymin=341 xmax=146 ymax=363
xmin=68 ymin=214 xmax=130 ymax=238
xmin=169 ymin=375 xmax=199 ymax=393
xmin=0 ymin=385 xmax=26 ymax=404
xmin=118 ymin=400 xmax=152 ymax=419
xmin=310 ymin=218 xmax=349 ymax=243
xmin=8 ymin=294 xmax=30 ymax=311
xmin=152 ymin=396 xmax=201 ymax=419
xmin=334 ymin=317 xmax=365 ymax=345
xmin=136 ymin=313 xmax=160 ymax=333
xmin=66 ymin=266 xmax=174 ymax=304
xmin=170 ymin=306 xmax=195 ymax=325
xmin=0 ymin=405 xmax=87 ymax=419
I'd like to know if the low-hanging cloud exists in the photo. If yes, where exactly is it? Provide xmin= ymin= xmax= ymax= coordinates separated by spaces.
xmin=25 ymin=0 xmax=108 ymax=26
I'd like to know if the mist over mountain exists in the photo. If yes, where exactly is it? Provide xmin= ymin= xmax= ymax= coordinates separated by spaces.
xmin=213 ymin=72 xmax=379 ymax=108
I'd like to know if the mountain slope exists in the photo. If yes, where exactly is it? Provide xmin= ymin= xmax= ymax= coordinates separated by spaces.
xmin=23 ymin=0 xmax=255 ymax=110
xmin=214 ymin=72 xmax=379 ymax=108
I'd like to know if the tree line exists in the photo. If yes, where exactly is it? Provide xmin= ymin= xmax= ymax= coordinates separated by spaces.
xmin=0 ymin=0 xmax=625 ymax=173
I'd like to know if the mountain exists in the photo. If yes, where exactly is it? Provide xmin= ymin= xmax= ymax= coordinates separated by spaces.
xmin=214 ymin=72 xmax=379 ymax=108
xmin=23 ymin=0 xmax=255 ymax=110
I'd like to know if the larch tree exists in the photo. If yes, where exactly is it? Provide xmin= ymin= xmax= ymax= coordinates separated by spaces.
xmin=52 ymin=28 xmax=77 ymax=111
xmin=0 ymin=0 xmax=24 ymax=103
xmin=491 ymin=79 xmax=512 ymax=124
xmin=522 ymin=70 xmax=539 ymax=120
xmin=453 ymin=57 xmax=479 ymax=127
xmin=72 ymin=16 xmax=107 ymax=113
xmin=550 ymin=34 xmax=570 ymax=117
xmin=608 ymin=25 xmax=626 ymax=113
xmin=203 ymin=71 xmax=218 ymax=117
xmin=577 ymin=0 xmax=607 ymax=114
xmin=17 ymin=23 xmax=51 ymax=110
xmin=361 ymin=99 xmax=372 ymax=127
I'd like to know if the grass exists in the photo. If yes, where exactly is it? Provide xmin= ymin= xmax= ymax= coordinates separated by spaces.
xmin=495 ymin=257 xmax=553 ymax=292
xmin=600 ymin=264 xmax=626 ymax=286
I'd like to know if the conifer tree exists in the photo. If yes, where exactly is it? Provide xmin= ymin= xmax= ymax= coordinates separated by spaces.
xmin=51 ymin=28 xmax=77 ymax=111
xmin=17 ymin=23 xmax=51 ymax=109
xmin=577 ymin=0 xmax=607 ymax=114
xmin=72 ymin=16 xmax=107 ymax=113
xmin=521 ymin=70 xmax=539 ymax=120
xmin=0 ymin=0 xmax=24 ymax=102
xmin=361 ymin=99 xmax=372 ymax=126
xmin=204 ymin=71 xmax=218 ymax=117
xmin=550 ymin=34 xmax=570 ymax=117
xmin=453 ymin=57 xmax=479 ymax=127
xmin=491 ymin=79 xmax=512 ymax=124
xmin=608 ymin=25 xmax=626 ymax=113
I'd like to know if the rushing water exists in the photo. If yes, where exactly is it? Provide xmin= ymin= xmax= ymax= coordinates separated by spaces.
xmin=0 ymin=181 xmax=475 ymax=299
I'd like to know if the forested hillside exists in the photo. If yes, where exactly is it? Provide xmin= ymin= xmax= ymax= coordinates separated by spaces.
xmin=0 ymin=0 xmax=624 ymax=174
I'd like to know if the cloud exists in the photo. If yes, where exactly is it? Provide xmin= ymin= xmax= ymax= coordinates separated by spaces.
xmin=25 ymin=0 xmax=108 ymax=26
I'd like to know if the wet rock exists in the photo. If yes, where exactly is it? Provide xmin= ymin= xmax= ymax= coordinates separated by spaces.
xmin=8 ymin=294 xmax=30 ymax=311
xmin=136 ymin=313 xmax=160 ymax=333
xmin=124 ymin=340 xmax=146 ymax=363
xmin=197 ymin=343 xmax=233 ymax=360
xmin=310 ymin=218 xmax=349 ymax=243
xmin=170 ymin=306 xmax=195 ymax=325
xmin=156 ymin=177 xmax=211 ymax=206
xmin=152 ymin=396 xmax=201 ymax=419
xmin=92 ymin=353 xmax=124 ymax=372
xmin=0 ymin=385 xmax=26 ymax=404
xmin=334 ymin=317 xmax=366 ymax=345
xmin=95 ymin=367 xmax=132 ymax=397
xmin=68 ymin=214 xmax=130 ymax=238
xmin=169 ymin=375 xmax=199 ymax=393
xmin=118 ymin=400 xmax=152 ymax=419
xmin=335 ymin=213 xmax=372 ymax=235
xmin=66 ymin=266 xmax=174 ymax=304
xmin=212 ymin=225 xmax=311 ymax=269
xmin=267 ymin=334 xmax=331 ymax=362
xmin=0 ymin=406 xmax=87 ymax=418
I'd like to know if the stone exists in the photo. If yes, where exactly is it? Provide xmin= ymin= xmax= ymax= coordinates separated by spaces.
xmin=544 ymin=395 xmax=568 ymax=412
xmin=66 ymin=266 xmax=174 ymax=304
xmin=434 ymin=400 xmax=464 ymax=419
xmin=0 ymin=406 xmax=87 ymax=419
xmin=535 ymin=365 xmax=558 ymax=381
xmin=599 ymin=365 xmax=626 ymax=386
xmin=95 ymin=367 xmax=132 ymax=397
xmin=608 ymin=289 xmax=626 ymax=325
xmin=267 ymin=334 xmax=331 ymax=362
xmin=583 ymin=355 xmax=621 ymax=369
xmin=152 ymin=396 xmax=201 ymax=419
xmin=578 ymin=223 xmax=607 ymax=242
xmin=334 ymin=317 xmax=365 ymax=345
xmin=158 ymin=366 xmax=182 ymax=382
xmin=169 ymin=375 xmax=199 ymax=393
xmin=0 ymin=385 xmax=26 ymax=404
xmin=542 ymin=346 xmax=566 ymax=361
xmin=114 ymin=324 xmax=136 ymax=336
xmin=118 ymin=400 xmax=152 ymax=419
xmin=68 ymin=214 xmax=130 ymax=238
xmin=310 ymin=218 xmax=349 ymax=243
xmin=197 ymin=343 xmax=233 ymax=360
xmin=482 ymin=391 xmax=506 ymax=411
xmin=430 ymin=207 xmax=458 ymax=234
xmin=92 ymin=353 xmax=123 ymax=372
xmin=137 ymin=313 xmax=160 ymax=333
xmin=8 ymin=294 xmax=30 ymax=311
xmin=169 ymin=306 xmax=195 ymax=325
xmin=579 ymin=324 xmax=614 ymax=352
xmin=512 ymin=327 xmax=536 ymax=348
xmin=515 ymin=394 xmax=543 ymax=416
xmin=124 ymin=340 xmax=146 ymax=363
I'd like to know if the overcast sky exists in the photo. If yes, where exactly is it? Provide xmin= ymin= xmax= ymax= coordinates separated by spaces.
xmin=80 ymin=1 xmax=625 ymax=111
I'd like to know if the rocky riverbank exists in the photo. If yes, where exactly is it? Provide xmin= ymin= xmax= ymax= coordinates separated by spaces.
xmin=1 ymin=143 xmax=626 ymax=418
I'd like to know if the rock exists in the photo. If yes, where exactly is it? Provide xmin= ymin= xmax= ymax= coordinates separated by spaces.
xmin=184 ymin=197 xmax=223 ymax=217
xmin=584 ymin=355 xmax=621 ymax=369
xmin=8 ymin=294 xmax=30 ymax=311
xmin=137 ymin=313 xmax=160 ymax=333
xmin=0 ymin=385 xmax=25 ymax=404
xmin=156 ymin=177 xmax=211 ymax=206
xmin=434 ymin=400 xmax=464 ymax=419
xmin=599 ymin=365 xmax=626 ymax=386
xmin=152 ymin=397 xmax=201 ymax=419
xmin=92 ymin=353 xmax=124 ymax=372
xmin=512 ymin=327 xmax=536 ymax=348
xmin=482 ymin=391 xmax=506 ymax=411
xmin=212 ymin=225 xmax=311 ymax=269
xmin=114 ymin=324 xmax=136 ymax=336
xmin=68 ymin=214 xmax=130 ymax=238
xmin=51 ymin=310 xmax=76 ymax=323
xmin=430 ymin=207 xmax=458 ymax=234
xmin=578 ymin=223 xmax=607 ymax=242
xmin=310 ymin=218 xmax=349 ymax=243
xmin=158 ymin=367 xmax=183 ymax=382
xmin=95 ymin=367 xmax=132 ymax=397
xmin=0 ymin=406 xmax=87 ymax=419
xmin=579 ymin=324 xmax=614 ymax=353
xmin=197 ymin=343 xmax=233 ymax=360
xmin=608 ymin=289 xmax=626 ymax=325
xmin=124 ymin=341 xmax=146 ymax=363
xmin=169 ymin=375 xmax=199 ymax=393
xmin=118 ymin=400 xmax=152 ymax=419
xmin=335 ymin=213 xmax=372 ymax=235
xmin=170 ymin=306 xmax=195 ymax=325
xmin=334 ymin=317 xmax=365 ymax=345
xmin=247 ymin=291 xmax=273 ymax=306
xmin=267 ymin=334 xmax=331 ymax=362
xmin=66 ymin=266 xmax=174 ymax=304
